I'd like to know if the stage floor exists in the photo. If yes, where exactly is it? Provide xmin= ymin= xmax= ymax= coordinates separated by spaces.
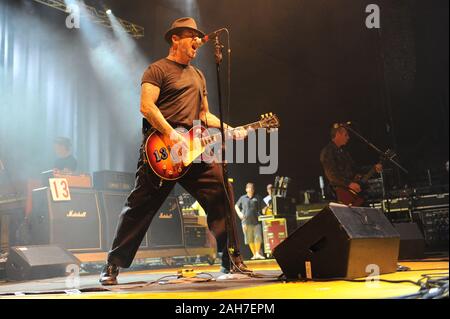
xmin=0 ymin=259 xmax=448 ymax=299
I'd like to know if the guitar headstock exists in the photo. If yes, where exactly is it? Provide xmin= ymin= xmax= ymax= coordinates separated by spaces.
xmin=259 ymin=113 xmax=280 ymax=131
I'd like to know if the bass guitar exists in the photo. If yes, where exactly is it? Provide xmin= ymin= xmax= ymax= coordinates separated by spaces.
xmin=335 ymin=149 xmax=396 ymax=206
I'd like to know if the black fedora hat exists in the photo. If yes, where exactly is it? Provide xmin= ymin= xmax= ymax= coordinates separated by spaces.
xmin=164 ymin=17 xmax=205 ymax=44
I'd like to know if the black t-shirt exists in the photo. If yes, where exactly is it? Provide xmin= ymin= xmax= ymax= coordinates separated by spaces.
xmin=54 ymin=155 xmax=77 ymax=172
xmin=141 ymin=58 xmax=208 ymax=129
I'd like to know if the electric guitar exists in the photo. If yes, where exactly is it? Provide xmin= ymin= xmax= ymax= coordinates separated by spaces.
xmin=335 ymin=149 xmax=396 ymax=206
xmin=145 ymin=113 xmax=280 ymax=180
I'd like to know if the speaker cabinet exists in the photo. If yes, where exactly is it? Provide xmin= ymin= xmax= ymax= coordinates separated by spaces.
xmin=30 ymin=187 xmax=103 ymax=253
xmin=148 ymin=196 xmax=184 ymax=249
xmin=393 ymin=222 xmax=425 ymax=260
xmin=273 ymin=196 xmax=297 ymax=216
xmin=97 ymin=191 xmax=149 ymax=249
xmin=184 ymin=226 xmax=207 ymax=247
xmin=6 ymin=245 xmax=80 ymax=281
xmin=93 ymin=171 xmax=135 ymax=192
xmin=273 ymin=204 xmax=400 ymax=279
xmin=98 ymin=194 xmax=183 ymax=250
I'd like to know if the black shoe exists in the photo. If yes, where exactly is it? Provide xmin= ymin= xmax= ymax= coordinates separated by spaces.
xmin=99 ymin=263 xmax=119 ymax=286
xmin=221 ymin=254 xmax=252 ymax=275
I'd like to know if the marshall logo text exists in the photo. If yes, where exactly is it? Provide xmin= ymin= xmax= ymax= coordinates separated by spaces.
xmin=66 ymin=210 xmax=87 ymax=218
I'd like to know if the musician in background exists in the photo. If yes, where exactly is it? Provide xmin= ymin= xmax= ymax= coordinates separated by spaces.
xmin=320 ymin=124 xmax=382 ymax=205
xmin=53 ymin=137 xmax=77 ymax=173
xmin=262 ymin=184 xmax=273 ymax=215
xmin=235 ymin=183 xmax=265 ymax=260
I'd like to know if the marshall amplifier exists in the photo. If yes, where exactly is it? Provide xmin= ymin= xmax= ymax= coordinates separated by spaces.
xmin=382 ymin=197 xmax=412 ymax=213
xmin=93 ymin=171 xmax=135 ymax=192
xmin=41 ymin=170 xmax=92 ymax=189
xmin=296 ymin=202 xmax=329 ymax=227
xmin=413 ymin=193 xmax=449 ymax=211
xmin=273 ymin=196 xmax=297 ymax=216
xmin=148 ymin=196 xmax=184 ymax=249
xmin=30 ymin=187 xmax=103 ymax=253
xmin=412 ymin=209 xmax=449 ymax=251
xmin=97 ymin=191 xmax=149 ymax=249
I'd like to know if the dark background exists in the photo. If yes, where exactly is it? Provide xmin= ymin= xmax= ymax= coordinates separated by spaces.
xmin=103 ymin=0 xmax=450 ymax=194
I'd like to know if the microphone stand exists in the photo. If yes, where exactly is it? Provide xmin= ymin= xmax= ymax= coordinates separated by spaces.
xmin=213 ymin=34 xmax=241 ymax=268
xmin=343 ymin=124 xmax=408 ymax=174
xmin=343 ymin=124 xmax=408 ymax=216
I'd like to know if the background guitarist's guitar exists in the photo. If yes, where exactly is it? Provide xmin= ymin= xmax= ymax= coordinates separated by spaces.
xmin=145 ymin=113 xmax=280 ymax=180
xmin=335 ymin=149 xmax=396 ymax=206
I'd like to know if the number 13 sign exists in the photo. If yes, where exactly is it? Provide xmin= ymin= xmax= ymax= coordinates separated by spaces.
xmin=49 ymin=178 xmax=71 ymax=201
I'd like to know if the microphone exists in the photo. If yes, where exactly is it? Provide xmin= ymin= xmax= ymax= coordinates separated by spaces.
xmin=193 ymin=28 xmax=226 ymax=49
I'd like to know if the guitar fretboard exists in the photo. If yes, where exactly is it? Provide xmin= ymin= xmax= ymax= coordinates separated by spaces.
xmin=200 ymin=121 xmax=264 ymax=146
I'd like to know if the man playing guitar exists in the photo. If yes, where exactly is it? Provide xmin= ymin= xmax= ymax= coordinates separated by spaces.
xmin=99 ymin=17 xmax=251 ymax=285
xmin=320 ymin=123 xmax=382 ymax=207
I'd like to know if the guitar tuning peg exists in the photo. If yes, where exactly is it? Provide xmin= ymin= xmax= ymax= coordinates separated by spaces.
xmin=269 ymin=112 xmax=273 ymax=116
xmin=260 ymin=114 xmax=264 ymax=119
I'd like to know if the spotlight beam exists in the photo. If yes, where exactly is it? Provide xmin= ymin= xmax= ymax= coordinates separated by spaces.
xmin=31 ymin=0 xmax=144 ymax=38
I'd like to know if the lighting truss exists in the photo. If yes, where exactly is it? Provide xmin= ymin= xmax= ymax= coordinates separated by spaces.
xmin=31 ymin=0 xmax=145 ymax=38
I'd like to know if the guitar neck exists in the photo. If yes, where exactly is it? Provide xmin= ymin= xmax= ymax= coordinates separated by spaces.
xmin=240 ymin=121 xmax=265 ymax=131
xmin=200 ymin=121 xmax=264 ymax=146
xmin=361 ymin=162 xmax=380 ymax=184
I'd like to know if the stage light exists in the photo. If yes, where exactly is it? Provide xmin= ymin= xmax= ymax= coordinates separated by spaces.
xmin=31 ymin=1 xmax=142 ymax=38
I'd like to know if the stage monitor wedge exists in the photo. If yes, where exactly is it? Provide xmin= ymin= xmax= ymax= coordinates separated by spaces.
xmin=273 ymin=203 xmax=400 ymax=279
xmin=6 ymin=245 xmax=80 ymax=281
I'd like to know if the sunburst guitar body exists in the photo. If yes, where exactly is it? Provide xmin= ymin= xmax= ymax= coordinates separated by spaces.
xmin=144 ymin=113 xmax=280 ymax=180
